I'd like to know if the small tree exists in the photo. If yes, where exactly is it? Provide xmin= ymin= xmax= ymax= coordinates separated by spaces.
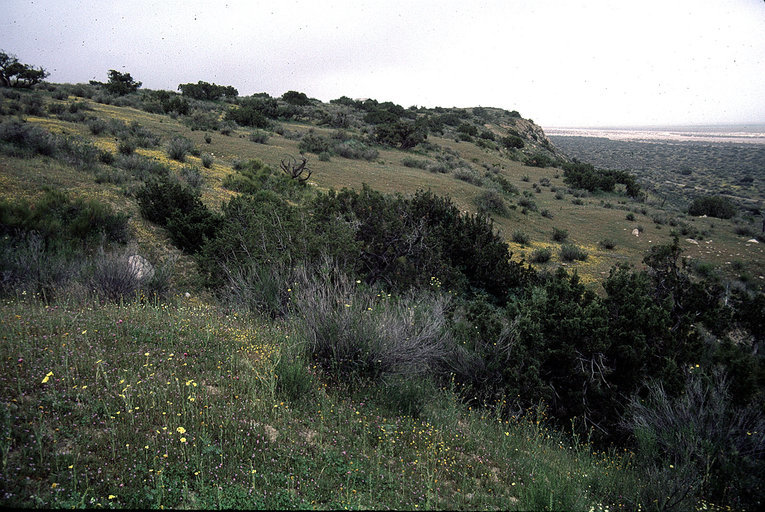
xmin=103 ymin=70 xmax=142 ymax=96
xmin=281 ymin=90 xmax=310 ymax=106
xmin=178 ymin=81 xmax=238 ymax=100
xmin=0 ymin=50 xmax=49 ymax=88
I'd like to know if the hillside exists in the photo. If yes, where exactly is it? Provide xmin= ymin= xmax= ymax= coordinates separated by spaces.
xmin=1 ymin=81 xmax=764 ymax=510
xmin=2 ymin=83 xmax=763 ymax=288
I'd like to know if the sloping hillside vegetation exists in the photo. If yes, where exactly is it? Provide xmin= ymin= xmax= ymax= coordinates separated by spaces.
xmin=1 ymin=68 xmax=764 ymax=510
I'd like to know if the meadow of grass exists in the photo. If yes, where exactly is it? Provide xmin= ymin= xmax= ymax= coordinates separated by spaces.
xmin=0 ymin=295 xmax=645 ymax=509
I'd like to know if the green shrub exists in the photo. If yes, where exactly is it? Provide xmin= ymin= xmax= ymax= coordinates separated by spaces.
xmin=0 ymin=120 xmax=57 ymax=157
xmin=98 ymin=150 xmax=115 ymax=165
xmin=623 ymin=372 xmax=765 ymax=509
xmin=453 ymin=167 xmax=483 ymax=186
xmin=117 ymin=139 xmax=135 ymax=155
xmin=501 ymin=135 xmax=525 ymax=149
xmin=219 ymin=259 xmax=293 ymax=318
xmin=512 ymin=231 xmax=529 ymax=245
xmin=523 ymin=153 xmax=555 ymax=168
xmin=517 ymin=197 xmax=538 ymax=212
xmin=688 ymin=195 xmax=736 ymax=219
xmin=225 ymin=97 xmax=277 ymax=128
xmin=86 ymin=117 xmax=108 ymax=135
xmin=0 ymin=188 xmax=129 ymax=249
xmin=52 ymin=135 xmax=101 ymax=170
xmin=178 ymin=80 xmax=238 ymax=100
xmin=530 ymin=247 xmax=552 ymax=263
xmin=222 ymin=159 xmax=305 ymax=199
xmin=115 ymin=154 xmax=169 ymax=181
xmin=293 ymin=266 xmax=452 ymax=385
xmin=333 ymin=139 xmax=379 ymax=160
xmin=373 ymin=120 xmax=427 ymax=149
xmin=599 ymin=238 xmax=616 ymax=250
xmin=248 ymin=130 xmax=269 ymax=144
xmin=474 ymin=190 xmax=507 ymax=216
xmin=179 ymin=165 xmax=204 ymax=191
xmin=559 ymin=244 xmax=588 ymax=262
xmin=166 ymin=136 xmax=195 ymax=162
xmin=298 ymin=133 xmax=332 ymax=154
xmin=201 ymin=153 xmax=213 ymax=168
xmin=552 ymin=227 xmax=569 ymax=242
xmin=484 ymin=173 xmax=518 ymax=195
xmin=401 ymin=156 xmax=429 ymax=169
xmin=136 ymin=177 xmax=219 ymax=253
xmin=185 ymin=110 xmax=221 ymax=132
xmin=281 ymin=90 xmax=310 ymax=106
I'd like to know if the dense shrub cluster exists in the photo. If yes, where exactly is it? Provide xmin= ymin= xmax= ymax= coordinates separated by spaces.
xmin=226 ymin=96 xmax=277 ymax=128
xmin=562 ymin=160 xmax=641 ymax=198
xmin=501 ymin=135 xmax=525 ymax=149
xmin=688 ymin=195 xmax=737 ymax=219
xmin=142 ymin=90 xmax=190 ymax=115
xmin=0 ymin=188 xmax=175 ymax=301
xmin=374 ymin=119 xmax=428 ymax=149
xmin=136 ymin=176 xmax=219 ymax=254
xmin=178 ymin=81 xmax=238 ymax=101
xmin=222 ymin=159 xmax=305 ymax=199
xmin=0 ymin=188 xmax=128 ymax=249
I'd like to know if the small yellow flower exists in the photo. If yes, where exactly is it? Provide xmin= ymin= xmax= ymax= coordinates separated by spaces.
xmin=176 ymin=426 xmax=186 ymax=434
xmin=41 ymin=371 xmax=53 ymax=384
xmin=180 ymin=437 xmax=187 ymax=443
xmin=108 ymin=495 xmax=116 ymax=500
xmin=51 ymin=482 xmax=58 ymax=488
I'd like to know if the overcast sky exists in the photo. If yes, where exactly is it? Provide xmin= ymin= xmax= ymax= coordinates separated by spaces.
xmin=4 ymin=0 xmax=765 ymax=127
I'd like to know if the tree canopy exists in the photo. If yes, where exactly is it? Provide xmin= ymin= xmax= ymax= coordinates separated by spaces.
xmin=0 ymin=50 xmax=49 ymax=88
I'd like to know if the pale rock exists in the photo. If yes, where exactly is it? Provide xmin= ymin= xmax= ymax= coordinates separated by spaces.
xmin=128 ymin=255 xmax=154 ymax=281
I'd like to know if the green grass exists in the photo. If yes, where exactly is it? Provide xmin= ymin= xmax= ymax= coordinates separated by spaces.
xmin=0 ymin=296 xmax=644 ymax=509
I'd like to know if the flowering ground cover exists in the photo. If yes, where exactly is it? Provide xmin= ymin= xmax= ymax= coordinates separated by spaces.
xmin=0 ymin=296 xmax=645 ymax=510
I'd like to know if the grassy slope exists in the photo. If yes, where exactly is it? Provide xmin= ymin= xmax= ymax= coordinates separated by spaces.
xmin=4 ymin=93 xmax=763 ymax=288
xmin=0 ymin=88 xmax=758 ymax=509
xmin=0 ymin=297 xmax=640 ymax=509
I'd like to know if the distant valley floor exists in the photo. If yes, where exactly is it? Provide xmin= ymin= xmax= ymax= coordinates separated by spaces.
xmin=547 ymin=127 xmax=765 ymax=208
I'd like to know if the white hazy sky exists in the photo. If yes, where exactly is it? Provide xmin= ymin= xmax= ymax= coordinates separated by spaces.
xmin=4 ymin=0 xmax=765 ymax=127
